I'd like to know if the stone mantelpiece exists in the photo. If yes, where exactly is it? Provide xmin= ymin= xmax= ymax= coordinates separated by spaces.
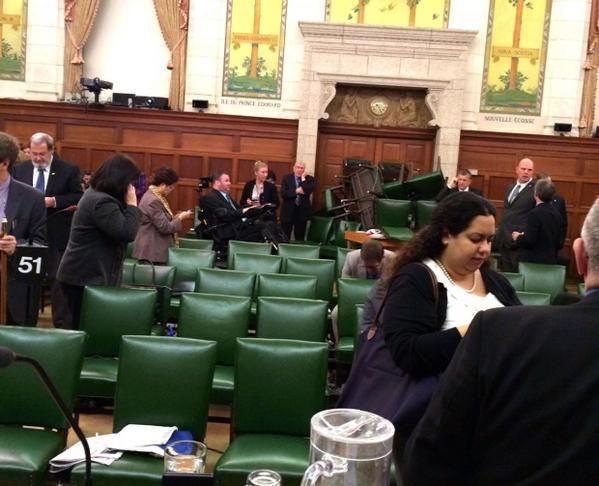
xmin=298 ymin=22 xmax=477 ymax=177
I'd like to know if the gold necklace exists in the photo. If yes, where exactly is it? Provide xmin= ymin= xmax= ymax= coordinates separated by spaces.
xmin=434 ymin=259 xmax=478 ymax=293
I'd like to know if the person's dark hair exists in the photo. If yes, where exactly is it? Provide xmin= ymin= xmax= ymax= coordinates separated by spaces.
xmin=0 ymin=132 xmax=20 ymax=170
xmin=152 ymin=166 xmax=178 ymax=186
xmin=388 ymin=192 xmax=496 ymax=278
xmin=534 ymin=178 xmax=555 ymax=203
xmin=90 ymin=153 xmax=141 ymax=203
xmin=361 ymin=239 xmax=384 ymax=262
xmin=211 ymin=171 xmax=228 ymax=185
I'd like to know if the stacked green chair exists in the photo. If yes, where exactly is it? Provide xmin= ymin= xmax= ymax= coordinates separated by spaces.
xmin=518 ymin=262 xmax=566 ymax=303
xmin=284 ymin=257 xmax=336 ymax=303
xmin=195 ymin=268 xmax=256 ymax=298
xmin=258 ymin=273 xmax=318 ymax=300
xmin=0 ymin=326 xmax=86 ymax=486
xmin=256 ymin=297 xmax=329 ymax=342
xmin=277 ymin=243 xmax=320 ymax=259
xmin=121 ymin=262 xmax=176 ymax=333
xmin=336 ymin=278 xmax=376 ymax=364
xmin=319 ymin=219 xmax=361 ymax=259
xmin=178 ymin=237 xmax=214 ymax=250
xmin=78 ymin=286 xmax=157 ymax=401
xmin=415 ymin=200 xmax=437 ymax=229
xmin=227 ymin=240 xmax=272 ymax=269
xmin=71 ymin=335 xmax=217 ymax=486
xmin=516 ymin=291 xmax=552 ymax=306
xmin=178 ymin=293 xmax=252 ymax=405
xmin=501 ymin=272 xmax=525 ymax=292
xmin=375 ymin=199 xmax=414 ymax=241
xmin=214 ymin=338 xmax=329 ymax=486
xmin=295 ymin=215 xmax=334 ymax=247
xmin=335 ymin=247 xmax=353 ymax=278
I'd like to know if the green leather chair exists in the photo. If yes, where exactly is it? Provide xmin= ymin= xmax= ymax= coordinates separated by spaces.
xmin=178 ymin=237 xmax=214 ymax=250
xmin=501 ymin=272 xmax=525 ymax=292
xmin=178 ymin=293 xmax=251 ymax=405
xmin=295 ymin=215 xmax=334 ymax=246
xmin=195 ymin=268 xmax=256 ymax=298
xmin=78 ymin=286 xmax=157 ymax=400
xmin=258 ymin=273 xmax=318 ymax=300
xmin=233 ymin=253 xmax=283 ymax=274
xmin=375 ymin=199 xmax=414 ymax=241
xmin=123 ymin=241 xmax=135 ymax=267
xmin=277 ymin=243 xmax=320 ymax=259
xmin=335 ymin=247 xmax=353 ymax=279
xmin=516 ymin=290 xmax=552 ymax=306
xmin=284 ymin=257 xmax=336 ymax=303
xmin=214 ymin=338 xmax=328 ymax=486
xmin=415 ymin=200 xmax=436 ymax=229
xmin=518 ymin=262 xmax=566 ymax=303
xmin=71 ymin=335 xmax=217 ymax=486
xmin=227 ymin=240 xmax=272 ymax=269
xmin=336 ymin=278 xmax=375 ymax=364
xmin=319 ymin=219 xmax=361 ymax=260
xmin=0 ymin=326 xmax=86 ymax=486
xmin=120 ymin=262 xmax=176 ymax=332
xmin=256 ymin=297 xmax=329 ymax=342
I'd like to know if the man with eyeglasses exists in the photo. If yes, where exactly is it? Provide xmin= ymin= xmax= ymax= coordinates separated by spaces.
xmin=11 ymin=132 xmax=82 ymax=328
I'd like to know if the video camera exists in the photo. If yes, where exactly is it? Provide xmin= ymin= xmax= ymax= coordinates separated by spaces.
xmin=197 ymin=176 xmax=212 ymax=191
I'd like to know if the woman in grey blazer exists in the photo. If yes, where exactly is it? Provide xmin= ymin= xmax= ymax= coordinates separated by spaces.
xmin=133 ymin=167 xmax=193 ymax=264
xmin=57 ymin=154 xmax=141 ymax=329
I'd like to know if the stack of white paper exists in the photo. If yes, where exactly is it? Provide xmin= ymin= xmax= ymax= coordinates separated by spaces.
xmin=49 ymin=424 xmax=177 ymax=473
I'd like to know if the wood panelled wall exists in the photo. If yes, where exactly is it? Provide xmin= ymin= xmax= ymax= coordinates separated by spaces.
xmin=0 ymin=100 xmax=298 ymax=233
xmin=459 ymin=130 xmax=599 ymax=273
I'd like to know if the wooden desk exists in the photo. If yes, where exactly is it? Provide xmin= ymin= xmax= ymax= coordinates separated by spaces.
xmin=344 ymin=231 xmax=404 ymax=252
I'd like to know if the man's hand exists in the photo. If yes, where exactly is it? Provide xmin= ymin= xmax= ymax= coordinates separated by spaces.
xmin=448 ymin=177 xmax=457 ymax=189
xmin=44 ymin=197 xmax=56 ymax=208
xmin=295 ymin=187 xmax=305 ymax=195
xmin=511 ymin=231 xmax=523 ymax=241
xmin=0 ymin=235 xmax=17 ymax=256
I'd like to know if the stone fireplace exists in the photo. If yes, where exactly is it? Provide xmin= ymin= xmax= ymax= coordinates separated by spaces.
xmin=297 ymin=22 xmax=477 ymax=177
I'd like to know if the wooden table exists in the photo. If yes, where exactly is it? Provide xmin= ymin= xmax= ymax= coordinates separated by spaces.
xmin=344 ymin=231 xmax=405 ymax=252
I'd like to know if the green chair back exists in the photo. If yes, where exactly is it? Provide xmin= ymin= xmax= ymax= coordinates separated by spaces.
xmin=113 ymin=336 xmax=217 ymax=440
xmin=336 ymin=247 xmax=353 ymax=278
xmin=195 ymin=268 xmax=256 ymax=298
xmin=304 ymin=216 xmax=334 ymax=244
xmin=502 ymin=272 xmax=525 ymax=292
xmin=80 ymin=286 xmax=157 ymax=357
xmin=337 ymin=277 xmax=375 ymax=344
xmin=227 ymin=240 xmax=272 ymax=268
xmin=415 ymin=200 xmax=436 ymax=229
xmin=277 ymin=243 xmax=320 ymax=259
xmin=233 ymin=253 xmax=283 ymax=274
xmin=0 ymin=326 xmax=86 ymax=430
xmin=331 ymin=220 xmax=361 ymax=247
xmin=178 ymin=238 xmax=214 ymax=250
xmin=167 ymin=248 xmax=215 ymax=291
xmin=233 ymin=338 xmax=328 ymax=436
xmin=178 ymin=293 xmax=251 ymax=366
xmin=284 ymin=257 xmax=336 ymax=302
xmin=256 ymin=297 xmax=329 ymax=342
xmin=376 ymin=199 xmax=413 ymax=240
xmin=258 ymin=273 xmax=318 ymax=300
xmin=516 ymin=291 xmax=552 ymax=306
xmin=518 ymin=262 xmax=566 ymax=303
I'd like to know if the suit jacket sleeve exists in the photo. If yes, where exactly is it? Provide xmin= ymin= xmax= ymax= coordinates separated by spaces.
xmin=93 ymin=198 xmax=140 ymax=242
xmin=54 ymin=161 xmax=83 ymax=209
xmin=435 ymin=186 xmax=452 ymax=202
xmin=300 ymin=175 xmax=315 ymax=197
xmin=341 ymin=251 xmax=359 ymax=278
xmin=201 ymin=192 xmax=243 ymax=223
xmin=281 ymin=175 xmax=296 ymax=200
xmin=404 ymin=312 xmax=483 ymax=484
xmin=145 ymin=197 xmax=181 ymax=235
xmin=240 ymin=181 xmax=253 ymax=207
xmin=515 ymin=209 xmax=541 ymax=249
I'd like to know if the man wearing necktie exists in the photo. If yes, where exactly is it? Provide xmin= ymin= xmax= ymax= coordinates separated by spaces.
xmin=493 ymin=158 xmax=536 ymax=272
xmin=11 ymin=132 xmax=82 ymax=328
xmin=435 ymin=169 xmax=483 ymax=202
xmin=281 ymin=161 xmax=315 ymax=241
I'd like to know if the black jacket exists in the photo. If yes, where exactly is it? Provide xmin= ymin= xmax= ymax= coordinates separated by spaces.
xmin=405 ymin=292 xmax=599 ymax=485
xmin=383 ymin=262 xmax=520 ymax=378
xmin=494 ymin=180 xmax=536 ymax=250
xmin=239 ymin=180 xmax=279 ymax=208
xmin=435 ymin=186 xmax=482 ymax=202
xmin=11 ymin=158 xmax=83 ymax=250
xmin=515 ymin=201 xmax=562 ymax=264
xmin=57 ymin=188 xmax=140 ymax=287
xmin=200 ymin=189 xmax=244 ymax=241
xmin=280 ymin=173 xmax=314 ymax=223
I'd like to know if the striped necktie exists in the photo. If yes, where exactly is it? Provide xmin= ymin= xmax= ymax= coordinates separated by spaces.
xmin=35 ymin=167 xmax=46 ymax=193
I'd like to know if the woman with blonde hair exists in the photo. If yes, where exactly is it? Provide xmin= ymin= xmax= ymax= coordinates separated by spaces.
xmin=240 ymin=160 xmax=279 ymax=218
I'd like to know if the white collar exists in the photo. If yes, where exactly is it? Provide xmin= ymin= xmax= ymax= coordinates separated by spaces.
xmin=32 ymin=157 xmax=53 ymax=172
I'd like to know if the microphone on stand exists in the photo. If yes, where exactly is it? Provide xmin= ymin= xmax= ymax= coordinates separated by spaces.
xmin=0 ymin=346 xmax=92 ymax=485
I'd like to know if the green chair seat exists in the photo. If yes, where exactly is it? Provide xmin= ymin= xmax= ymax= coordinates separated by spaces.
xmin=319 ymin=220 xmax=361 ymax=259
xmin=215 ymin=434 xmax=310 ymax=486
xmin=72 ymin=453 xmax=163 ymax=486
xmin=227 ymin=240 xmax=273 ymax=269
xmin=284 ymin=257 xmax=336 ymax=303
xmin=502 ymin=272 xmax=525 ymax=291
xmin=0 ymin=427 xmax=65 ymax=486
xmin=376 ymin=199 xmax=413 ymax=241
xmin=381 ymin=226 xmax=414 ymax=241
xmin=212 ymin=365 xmax=235 ymax=405
xmin=167 ymin=248 xmax=215 ymax=292
xmin=516 ymin=291 xmax=552 ymax=306
xmin=296 ymin=216 xmax=334 ymax=246
xmin=518 ymin=262 xmax=566 ymax=303
xmin=78 ymin=357 xmax=118 ymax=398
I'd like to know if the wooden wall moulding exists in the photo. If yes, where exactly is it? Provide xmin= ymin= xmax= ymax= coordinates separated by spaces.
xmin=459 ymin=130 xmax=599 ymax=276
xmin=0 ymin=99 xmax=298 ymax=233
